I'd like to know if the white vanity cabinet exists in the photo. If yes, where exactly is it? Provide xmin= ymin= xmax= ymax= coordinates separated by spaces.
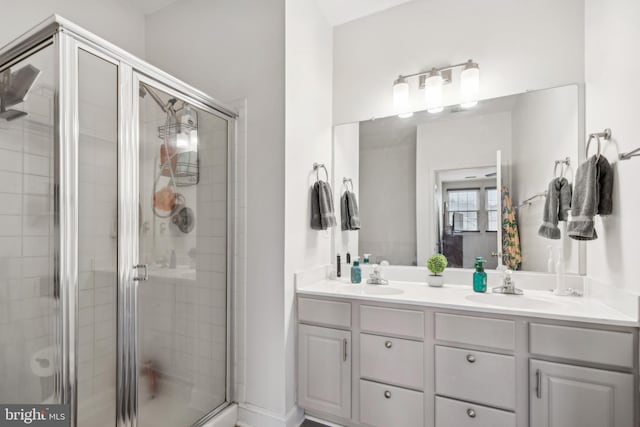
xmin=529 ymin=323 xmax=635 ymax=427
xmin=298 ymin=324 xmax=352 ymax=418
xmin=297 ymin=298 xmax=352 ymax=419
xmin=530 ymin=360 xmax=634 ymax=427
xmin=296 ymin=295 xmax=638 ymax=427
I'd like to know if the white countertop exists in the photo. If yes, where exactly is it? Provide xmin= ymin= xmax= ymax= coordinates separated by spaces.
xmin=297 ymin=278 xmax=639 ymax=327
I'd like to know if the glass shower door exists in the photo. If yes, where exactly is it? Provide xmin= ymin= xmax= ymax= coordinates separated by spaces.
xmin=0 ymin=41 xmax=57 ymax=405
xmin=136 ymin=80 xmax=229 ymax=427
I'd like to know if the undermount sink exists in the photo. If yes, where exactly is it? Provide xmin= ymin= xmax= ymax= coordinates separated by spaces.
xmin=362 ymin=285 xmax=404 ymax=295
xmin=336 ymin=284 xmax=404 ymax=296
xmin=465 ymin=293 xmax=563 ymax=310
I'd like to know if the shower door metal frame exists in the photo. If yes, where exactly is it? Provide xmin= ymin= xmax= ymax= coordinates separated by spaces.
xmin=0 ymin=15 xmax=237 ymax=427
xmin=131 ymin=72 xmax=236 ymax=427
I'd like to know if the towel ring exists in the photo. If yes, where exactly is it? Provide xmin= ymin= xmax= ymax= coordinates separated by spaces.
xmin=553 ymin=162 xmax=563 ymax=178
xmin=313 ymin=163 xmax=329 ymax=182
xmin=553 ymin=157 xmax=570 ymax=178
xmin=343 ymin=177 xmax=354 ymax=192
xmin=585 ymin=134 xmax=601 ymax=161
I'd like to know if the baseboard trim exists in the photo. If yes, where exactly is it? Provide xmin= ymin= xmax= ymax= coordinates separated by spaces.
xmin=305 ymin=414 xmax=345 ymax=427
xmin=237 ymin=403 xmax=304 ymax=427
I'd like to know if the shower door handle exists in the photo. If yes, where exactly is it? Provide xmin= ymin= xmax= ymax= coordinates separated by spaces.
xmin=133 ymin=264 xmax=149 ymax=281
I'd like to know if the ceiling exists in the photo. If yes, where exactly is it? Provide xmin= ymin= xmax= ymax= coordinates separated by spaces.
xmin=128 ymin=0 xmax=414 ymax=23
xmin=129 ymin=0 xmax=181 ymax=15
xmin=315 ymin=0 xmax=414 ymax=26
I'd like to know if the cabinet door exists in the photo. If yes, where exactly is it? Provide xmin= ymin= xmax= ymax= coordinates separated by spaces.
xmin=530 ymin=360 xmax=634 ymax=427
xmin=298 ymin=324 xmax=351 ymax=418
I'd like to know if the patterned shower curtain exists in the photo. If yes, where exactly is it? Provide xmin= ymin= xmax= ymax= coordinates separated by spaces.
xmin=502 ymin=186 xmax=522 ymax=270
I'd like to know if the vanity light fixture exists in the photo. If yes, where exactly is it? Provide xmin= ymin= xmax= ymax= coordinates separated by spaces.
xmin=424 ymin=68 xmax=444 ymax=114
xmin=392 ymin=76 xmax=412 ymax=118
xmin=460 ymin=60 xmax=480 ymax=108
xmin=392 ymin=59 xmax=481 ymax=117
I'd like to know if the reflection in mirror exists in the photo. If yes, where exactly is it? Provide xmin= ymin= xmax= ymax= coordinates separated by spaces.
xmin=333 ymin=84 xmax=583 ymax=274
xmin=436 ymin=167 xmax=498 ymax=269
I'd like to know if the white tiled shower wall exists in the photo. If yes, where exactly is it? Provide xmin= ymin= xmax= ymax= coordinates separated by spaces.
xmin=0 ymin=69 xmax=57 ymax=403
xmin=76 ymin=50 xmax=118 ymax=426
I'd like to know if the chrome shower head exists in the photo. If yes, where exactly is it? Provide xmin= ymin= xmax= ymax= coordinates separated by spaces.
xmin=0 ymin=108 xmax=28 ymax=121
xmin=0 ymin=63 xmax=41 ymax=121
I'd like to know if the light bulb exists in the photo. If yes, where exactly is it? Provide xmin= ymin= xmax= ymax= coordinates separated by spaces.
xmin=460 ymin=60 xmax=480 ymax=108
xmin=424 ymin=68 xmax=443 ymax=114
xmin=393 ymin=76 xmax=410 ymax=116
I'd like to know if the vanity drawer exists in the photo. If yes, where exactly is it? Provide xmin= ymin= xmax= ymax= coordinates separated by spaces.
xmin=435 ymin=396 xmax=515 ymax=427
xmin=530 ymin=323 xmax=633 ymax=368
xmin=359 ymin=380 xmax=424 ymax=427
xmin=298 ymin=298 xmax=351 ymax=329
xmin=360 ymin=333 xmax=424 ymax=389
xmin=435 ymin=312 xmax=515 ymax=350
xmin=435 ymin=345 xmax=516 ymax=410
xmin=360 ymin=305 xmax=424 ymax=339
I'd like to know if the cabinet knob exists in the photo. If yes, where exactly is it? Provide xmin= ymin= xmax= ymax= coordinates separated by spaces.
xmin=384 ymin=390 xmax=392 ymax=399
xmin=466 ymin=408 xmax=476 ymax=418
xmin=466 ymin=354 xmax=476 ymax=363
xmin=384 ymin=340 xmax=392 ymax=349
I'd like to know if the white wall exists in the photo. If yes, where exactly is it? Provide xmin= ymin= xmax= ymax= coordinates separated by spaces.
xmin=0 ymin=0 xmax=146 ymax=58
xmin=333 ymin=123 xmax=359 ymax=259
xmin=585 ymin=0 xmax=640 ymax=292
xmin=284 ymin=0 xmax=333 ymax=423
xmin=511 ymin=86 xmax=581 ymax=274
xmin=359 ymin=116 xmax=417 ymax=266
xmin=146 ymin=0 xmax=287 ymax=423
xmin=333 ymin=0 xmax=585 ymax=124
xmin=417 ymin=111 xmax=511 ymax=265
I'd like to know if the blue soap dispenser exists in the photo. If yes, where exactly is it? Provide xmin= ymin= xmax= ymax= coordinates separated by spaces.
xmin=351 ymin=257 xmax=362 ymax=284
xmin=473 ymin=257 xmax=487 ymax=293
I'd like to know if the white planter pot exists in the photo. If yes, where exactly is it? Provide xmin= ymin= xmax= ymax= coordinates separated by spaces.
xmin=428 ymin=274 xmax=444 ymax=287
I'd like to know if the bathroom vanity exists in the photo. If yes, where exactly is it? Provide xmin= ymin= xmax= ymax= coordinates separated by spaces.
xmin=296 ymin=279 xmax=638 ymax=427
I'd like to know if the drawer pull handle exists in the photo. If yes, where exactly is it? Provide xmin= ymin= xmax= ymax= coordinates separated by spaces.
xmin=343 ymin=338 xmax=348 ymax=362
xmin=466 ymin=408 xmax=476 ymax=418
xmin=384 ymin=390 xmax=391 ymax=399
xmin=466 ymin=354 xmax=476 ymax=363
xmin=384 ymin=340 xmax=393 ymax=349
xmin=535 ymin=369 xmax=542 ymax=399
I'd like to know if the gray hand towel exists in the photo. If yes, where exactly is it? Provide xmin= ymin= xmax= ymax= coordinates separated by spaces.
xmin=347 ymin=191 xmax=360 ymax=230
xmin=597 ymin=156 xmax=614 ymax=215
xmin=311 ymin=181 xmax=336 ymax=230
xmin=341 ymin=191 xmax=361 ymax=231
xmin=568 ymin=155 xmax=613 ymax=240
xmin=538 ymin=177 xmax=572 ymax=239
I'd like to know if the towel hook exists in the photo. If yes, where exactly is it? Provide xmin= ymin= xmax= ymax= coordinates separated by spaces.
xmin=313 ymin=163 xmax=329 ymax=182
xmin=343 ymin=177 xmax=354 ymax=192
xmin=553 ymin=157 xmax=570 ymax=178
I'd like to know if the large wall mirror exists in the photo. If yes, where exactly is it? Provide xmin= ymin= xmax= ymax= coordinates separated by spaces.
xmin=333 ymin=84 xmax=585 ymax=274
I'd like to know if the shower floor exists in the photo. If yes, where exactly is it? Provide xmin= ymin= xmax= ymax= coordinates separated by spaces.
xmin=137 ymin=378 xmax=226 ymax=427
xmin=138 ymin=393 xmax=205 ymax=427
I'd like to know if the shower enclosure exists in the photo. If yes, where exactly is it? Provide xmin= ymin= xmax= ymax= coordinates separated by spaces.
xmin=0 ymin=16 xmax=235 ymax=427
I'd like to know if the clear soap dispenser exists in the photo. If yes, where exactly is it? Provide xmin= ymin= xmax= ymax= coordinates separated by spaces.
xmin=553 ymin=247 xmax=567 ymax=295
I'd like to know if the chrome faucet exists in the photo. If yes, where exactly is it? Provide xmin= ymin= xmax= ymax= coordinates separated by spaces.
xmin=493 ymin=269 xmax=523 ymax=295
xmin=367 ymin=264 xmax=389 ymax=285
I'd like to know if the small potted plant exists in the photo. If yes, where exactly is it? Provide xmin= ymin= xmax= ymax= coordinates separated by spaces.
xmin=426 ymin=254 xmax=447 ymax=287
